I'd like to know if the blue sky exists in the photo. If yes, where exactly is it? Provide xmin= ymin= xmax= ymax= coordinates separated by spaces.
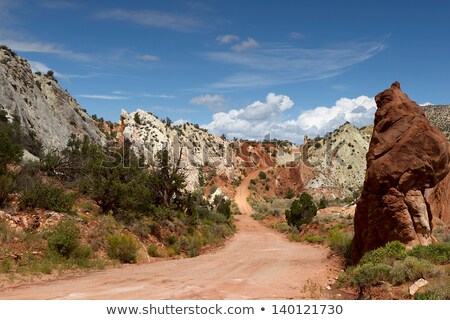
xmin=1 ymin=0 xmax=449 ymax=142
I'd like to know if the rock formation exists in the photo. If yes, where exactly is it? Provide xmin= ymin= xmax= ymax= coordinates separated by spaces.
xmin=352 ymin=82 xmax=450 ymax=263
xmin=0 ymin=46 xmax=105 ymax=153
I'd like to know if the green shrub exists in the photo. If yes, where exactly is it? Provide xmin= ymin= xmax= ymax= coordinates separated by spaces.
xmin=414 ymin=282 xmax=450 ymax=300
xmin=390 ymin=256 xmax=439 ymax=285
xmin=285 ymin=188 xmax=294 ymax=199
xmin=0 ymin=173 xmax=14 ymax=206
xmin=407 ymin=243 xmax=450 ymax=264
xmin=350 ymin=263 xmax=392 ymax=287
xmin=0 ymin=111 xmax=23 ymax=174
xmin=47 ymin=220 xmax=81 ymax=258
xmin=304 ymin=234 xmax=325 ymax=243
xmin=318 ymin=197 xmax=328 ymax=209
xmin=414 ymin=291 xmax=442 ymax=300
xmin=258 ymin=171 xmax=267 ymax=179
xmin=359 ymin=241 xmax=407 ymax=265
xmin=287 ymin=232 xmax=302 ymax=242
xmin=20 ymin=181 xmax=75 ymax=213
xmin=327 ymin=229 xmax=352 ymax=259
xmin=285 ymin=192 xmax=317 ymax=228
xmin=147 ymin=244 xmax=161 ymax=257
xmin=251 ymin=212 xmax=266 ymax=220
xmin=107 ymin=234 xmax=139 ymax=263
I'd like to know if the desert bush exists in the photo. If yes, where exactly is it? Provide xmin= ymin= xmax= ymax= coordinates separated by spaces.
xmin=287 ymin=232 xmax=302 ymax=242
xmin=407 ymin=243 xmax=450 ymax=264
xmin=0 ymin=110 xmax=23 ymax=174
xmin=350 ymin=263 xmax=392 ymax=287
xmin=389 ymin=256 xmax=439 ymax=285
xmin=359 ymin=241 xmax=406 ymax=265
xmin=414 ymin=278 xmax=450 ymax=300
xmin=0 ymin=173 xmax=13 ymax=206
xmin=251 ymin=212 xmax=266 ymax=221
xmin=327 ymin=229 xmax=352 ymax=260
xmin=47 ymin=220 xmax=81 ymax=258
xmin=285 ymin=187 xmax=294 ymax=199
xmin=258 ymin=171 xmax=267 ymax=179
xmin=20 ymin=181 xmax=75 ymax=213
xmin=147 ymin=244 xmax=161 ymax=257
xmin=107 ymin=234 xmax=139 ymax=263
xmin=304 ymin=234 xmax=325 ymax=243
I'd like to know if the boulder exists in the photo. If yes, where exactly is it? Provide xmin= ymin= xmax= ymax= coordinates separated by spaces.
xmin=352 ymin=82 xmax=450 ymax=263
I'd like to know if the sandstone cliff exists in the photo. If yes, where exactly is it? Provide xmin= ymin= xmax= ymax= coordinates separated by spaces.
xmin=119 ymin=109 xmax=239 ymax=190
xmin=0 ymin=46 xmax=106 ymax=154
xmin=352 ymin=82 xmax=450 ymax=263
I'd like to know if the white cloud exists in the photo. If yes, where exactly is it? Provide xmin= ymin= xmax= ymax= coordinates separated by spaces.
xmin=96 ymin=9 xmax=204 ymax=32
xmin=204 ymin=93 xmax=376 ymax=143
xmin=420 ymin=102 xmax=433 ymax=106
xmin=216 ymin=34 xmax=239 ymax=44
xmin=231 ymin=37 xmax=260 ymax=52
xmin=289 ymin=32 xmax=304 ymax=40
xmin=205 ymin=39 xmax=387 ymax=89
xmin=173 ymin=119 xmax=189 ymax=126
xmin=204 ymin=93 xmax=293 ymax=139
xmin=296 ymin=96 xmax=376 ymax=135
xmin=190 ymin=94 xmax=228 ymax=111
xmin=77 ymin=94 xmax=129 ymax=100
xmin=137 ymin=54 xmax=159 ymax=61
xmin=29 ymin=61 xmax=52 ymax=74
xmin=0 ymin=38 xmax=90 ymax=61
xmin=142 ymin=93 xmax=175 ymax=99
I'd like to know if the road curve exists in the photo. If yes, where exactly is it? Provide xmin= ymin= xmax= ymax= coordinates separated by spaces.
xmin=0 ymin=170 xmax=333 ymax=300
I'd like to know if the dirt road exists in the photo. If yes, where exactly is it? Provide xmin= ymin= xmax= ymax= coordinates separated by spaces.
xmin=0 ymin=170 xmax=335 ymax=300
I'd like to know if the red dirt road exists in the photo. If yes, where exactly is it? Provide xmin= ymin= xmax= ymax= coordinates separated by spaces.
xmin=0 ymin=170 xmax=335 ymax=300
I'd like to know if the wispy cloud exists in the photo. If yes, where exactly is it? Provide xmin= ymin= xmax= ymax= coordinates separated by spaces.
xmin=29 ymin=60 xmax=111 ymax=80
xmin=0 ymin=37 xmax=91 ymax=61
xmin=142 ymin=93 xmax=175 ymax=99
xmin=96 ymin=9 xmax=204 ymax=32
xmin=231 ymin=38 xmax=260 ymax=52
xmin=205 ymin=39 xmax=387 ymax=89
xmin=40 ymin=1 xmax=78 ymax=9
xmin=289 ymin=32 xmax=304 ymax=40
xmin=216 ymin=34 xmax=239 ymax=45
xmin=190 ymin=94 xmax=228 ymax=111
xmin=77 ymin=94 xmax=129 ymax=100
xmin=137 ymin=54 xmax=159 ymax=61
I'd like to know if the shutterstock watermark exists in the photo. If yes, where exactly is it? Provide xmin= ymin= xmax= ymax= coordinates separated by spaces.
xmin=101 ymin=132 xmax=351 ymax=170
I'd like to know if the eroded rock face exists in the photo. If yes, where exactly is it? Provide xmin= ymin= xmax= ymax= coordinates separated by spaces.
xmin=0 ymin=47 xmax=106 ymax=153
xmin=352 ymin=82 xmax=450 ymax=263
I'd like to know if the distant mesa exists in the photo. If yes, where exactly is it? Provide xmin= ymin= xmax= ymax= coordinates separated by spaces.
xmin=352 ymin=82 xmax=450 ymax=263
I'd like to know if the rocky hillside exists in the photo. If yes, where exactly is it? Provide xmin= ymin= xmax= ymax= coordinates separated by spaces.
xmin=0 ymin=46 xmax=105 ymax=154
xmin=1 ymin=47 xmax=448 ymax=197
xmin=424 ymin=105 xmax=450 ymax=140
xmin=119 ymin=109 xmax=239 ymax=190
xmin=295 ymin=122 xmax=372 ymax=199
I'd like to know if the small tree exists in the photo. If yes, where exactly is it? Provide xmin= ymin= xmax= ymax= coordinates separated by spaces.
xmin=0 ymin=111 xmax=23 ymax=174
xmin=319 ymin=197 xmax=328 ymax=209
xmin=285 ymin=192 xmax=317 ymax=228
xmin=258 ymin=171 xmax=267 ymax=179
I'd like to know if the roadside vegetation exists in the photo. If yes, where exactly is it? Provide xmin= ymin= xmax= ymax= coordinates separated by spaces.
xmin=338 ymin=241 xmax=450 ymax=299
xmin=249 ymin=189 xmax=449 ymax=300
xmin=0 ymin=110 xmax=235 ymax=282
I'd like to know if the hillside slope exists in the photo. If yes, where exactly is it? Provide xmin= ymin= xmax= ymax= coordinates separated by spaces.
xmin=0 ymin=46 xmax=106 ymax=153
